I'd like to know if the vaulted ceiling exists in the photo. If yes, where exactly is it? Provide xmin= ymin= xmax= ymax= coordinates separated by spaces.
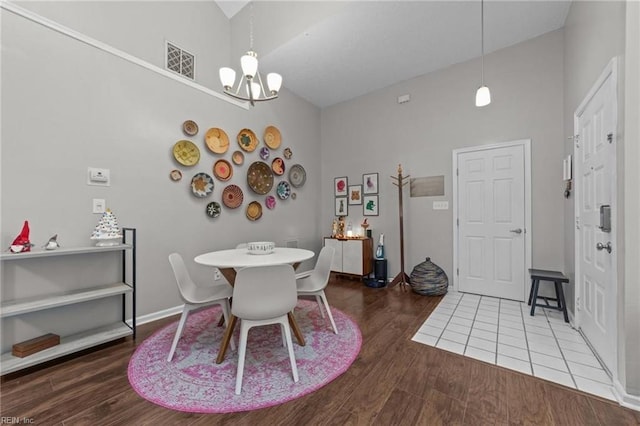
xmin=216 ymin=1 xmax=571 ymax=108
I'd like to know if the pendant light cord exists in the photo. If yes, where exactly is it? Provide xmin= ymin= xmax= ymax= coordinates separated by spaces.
xmin=481 ymin=0 xmax=485 ymax=85
xmin=249 ymin=2 xmax=254 ymax=50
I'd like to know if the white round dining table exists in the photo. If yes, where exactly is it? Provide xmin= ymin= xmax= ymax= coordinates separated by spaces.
xmin=194 ymin=247 xmax=314 ymax=270
xmin=194 ymin=247 xmax=315 ymax=363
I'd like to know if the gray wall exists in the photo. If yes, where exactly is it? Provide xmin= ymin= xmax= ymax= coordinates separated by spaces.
xmin=1 ymin=3 xmax=322 ymax=322
xmin=562 ymin=0 xmax=640 ymax=398
xmin=321 ymin=29 xmax=565 ymax=287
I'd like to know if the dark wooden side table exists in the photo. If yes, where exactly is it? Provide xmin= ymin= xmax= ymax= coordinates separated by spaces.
xmin=528 ymin=269 xmax=569 ymax=323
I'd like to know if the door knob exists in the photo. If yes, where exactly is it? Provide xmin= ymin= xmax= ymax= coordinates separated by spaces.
xmin=509 ymin=228 xmax=523 ymax=234
xmin=596 ymin=242 xmax=612 ymax=253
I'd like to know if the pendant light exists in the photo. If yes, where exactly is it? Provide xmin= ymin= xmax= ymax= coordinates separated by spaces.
xmin=475 ymin=0 xmax=491 ymax=107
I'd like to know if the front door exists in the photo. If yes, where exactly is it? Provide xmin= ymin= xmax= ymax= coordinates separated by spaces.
xmin=455 ymin=141 xmax=529 ymax=301
xmin=575 ymin=59 xmax=617 ymax=373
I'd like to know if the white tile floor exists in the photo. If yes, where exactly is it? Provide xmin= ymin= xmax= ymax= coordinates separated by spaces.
xmin=412 ymin=291 xmax=616 ymax=401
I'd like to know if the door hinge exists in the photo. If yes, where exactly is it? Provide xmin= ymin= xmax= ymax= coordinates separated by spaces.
xmin=575 ymin=216 xmax=580 ymax=230
xmin=607 ymin=133 xmax=613 ymax=143
xmin=456 ymin=218 xmax=459 ymax=227
xmin=456 ymin=168 xmax=459 ymax=176
xmin=457 ymin=268 xmax=459 ymax=276
xmin=575 ymin=134 xmax=580 ymax=148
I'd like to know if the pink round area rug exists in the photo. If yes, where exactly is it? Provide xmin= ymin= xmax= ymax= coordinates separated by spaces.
xmin=128 ymin=299 xmax=361 ymax=413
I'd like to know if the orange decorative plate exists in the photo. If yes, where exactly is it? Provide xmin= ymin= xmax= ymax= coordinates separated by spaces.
xmin=237 ymin=128 xmax=258 ymax=152
xmin=232 ymin=150 xmax=244 ymax=165
xmin=213 ymin=159 xmax=233 ymax=181
xmin=222 ymin=184 xmax=244 ymax=209
xmin=205 ymin=128 xmax=230 ymax=154
xmin=264 ymin=125 xmax=282 ymax=149
xmin=246 ymin=201 xmax=263 ymax=221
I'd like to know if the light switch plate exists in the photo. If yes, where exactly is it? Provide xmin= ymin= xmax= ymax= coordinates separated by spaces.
xmin=433 ymin=201 xmax=449 ymax=210
xmin=93 ymin=199 xmax=106 ymax=214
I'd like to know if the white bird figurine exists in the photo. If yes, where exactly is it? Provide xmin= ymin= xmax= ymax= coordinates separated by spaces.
xmin=44 ymin=234 xmax=60 ymax=250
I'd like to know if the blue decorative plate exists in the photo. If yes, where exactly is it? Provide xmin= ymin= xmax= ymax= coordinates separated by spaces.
xmin=276 ymin=181 xmax=291 ymax=200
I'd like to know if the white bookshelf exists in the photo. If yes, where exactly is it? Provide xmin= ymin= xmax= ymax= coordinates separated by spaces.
xmin=0 ymin=229 xmax=136 ymax=375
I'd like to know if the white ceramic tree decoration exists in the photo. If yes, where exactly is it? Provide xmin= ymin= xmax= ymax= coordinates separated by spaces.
xmin=90 ymin=209 xmax=122 ymax=246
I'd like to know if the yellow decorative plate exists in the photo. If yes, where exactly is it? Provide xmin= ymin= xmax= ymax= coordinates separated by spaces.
xmin=173 ymin=140 xmax=200 ymax=166
xmin=264 ymin=125 xmax=282 ymax=149
xmin=246 ymin=201 xmax=263 ymax=221
xmin=237 ymin=128 xmax=258 ymax=152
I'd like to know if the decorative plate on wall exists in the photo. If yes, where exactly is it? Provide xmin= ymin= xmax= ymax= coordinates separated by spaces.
xmin=265 ymin=195 xmax=276 ymax=210
xmin=237 ymin=128 xmax=258 ymax=152
xmin=259 ymin=147 xmax=270 ymax=161
xmin=191 ymin=173 xmax=214 ymax=197
xmin=173 ymin=140 xmax=200 ymax=166
xmin=289 ymin=164 xmax=306 ymax=188
xmin=246 ymin=201 xmax=263 ymax=221
xmin=247 ymin=161 xmax=274 ymax=195
xmin=222 ymin=184 xmax=243 ymax=209
xmin=205 ymin=128 xmax=230 ymax=154
xmin=232 ymin=150 xmax=244 ymax=165
xmin=206 ymin=201 xmax=221 ymax=218
xmin=276 ymin=181 xmax=291 ymax=200
xmin=183 ymin=120 xmax=199 ymax=136
xmin=169 ymin=169 xmax=182 ymax=181
xmin=264 ymin=125 xmax=282 ymax=149
xmin=283 ymin=147 xmax=293 ymax=160
xmin=213 ymin=159 xmax=233 ymax=181
xmin=271 ymin=157 xmax=285 ymax=176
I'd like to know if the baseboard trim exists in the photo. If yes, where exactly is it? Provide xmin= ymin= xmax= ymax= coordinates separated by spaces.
xmin=613 ymin=379 xmax=640 ymax=412
xmin=126 ymin=305 xmax=183 ymax=328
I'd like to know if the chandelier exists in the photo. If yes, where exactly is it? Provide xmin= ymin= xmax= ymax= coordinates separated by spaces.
xmin=219 ymin=3 xmax=282 ymax=106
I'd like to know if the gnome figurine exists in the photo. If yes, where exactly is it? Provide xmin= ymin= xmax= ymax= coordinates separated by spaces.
xmin=44 ymin=234 xmax=60 ymax=250
xmin=9 ymin=220 xmax=34 ymax=253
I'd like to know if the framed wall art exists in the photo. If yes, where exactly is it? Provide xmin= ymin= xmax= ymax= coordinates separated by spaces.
xmin=363 ymin=173 xmax=378 ymax=194
xmin=363 ymin=195 xmax=378 ymax=216
xmin=335 ymin=197 xmax=348 ymax=216
xmin=334 ymin=176 xmax=348 ymax=196
xmin=348 ymin=184 xmax=362 ymax=205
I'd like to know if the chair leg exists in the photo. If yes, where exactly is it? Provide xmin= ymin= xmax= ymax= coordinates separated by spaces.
xmin=315 ymin=295 xmax=325 ymax=318
xmin=319 ymin=291 xmax=338 ymax=334
xmin=220 ymin=299 xmax=236 ymax=351
xmin=235 ymin=321 xmax=251 ymax=395
xmin=282 ymin=319 xmax=299 ymax=383
xmin=556 ymin=281 xmax=569 ymax=323
xmin=280 ymin=324 xmax=286 ymax=347
xmin=167 ymin=305 xmax=191 ymax=362
xmin=530 ymin=279 xmax=540 ymax=316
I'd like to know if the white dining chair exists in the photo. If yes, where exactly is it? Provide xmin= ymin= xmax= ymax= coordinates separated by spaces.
xmin=167 ymin=253 xmax=234 ymax=362
xmin=296 ymin=246 xmax=338 ymax=334
xmin=232 ymin=264 xmax=299 ymax=394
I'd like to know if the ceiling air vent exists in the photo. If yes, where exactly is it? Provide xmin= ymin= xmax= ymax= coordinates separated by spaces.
xmin=166 ymin=41 xmax=195 ymax=80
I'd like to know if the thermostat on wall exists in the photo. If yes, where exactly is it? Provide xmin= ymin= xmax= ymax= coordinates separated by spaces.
xmin=87 ymin=167 xmax=110 ymax=186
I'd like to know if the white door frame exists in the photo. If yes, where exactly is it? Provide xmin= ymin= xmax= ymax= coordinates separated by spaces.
xmin=573 ymin=57 xmax=618 ymax=376
xmin=452 ymin=139 xmax=532 ymax=297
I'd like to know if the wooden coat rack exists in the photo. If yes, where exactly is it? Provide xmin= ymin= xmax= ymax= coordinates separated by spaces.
xmin=390 ymin=164 xmax=410 ymax=290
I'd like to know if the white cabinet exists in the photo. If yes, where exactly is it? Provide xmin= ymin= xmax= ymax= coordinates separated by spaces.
xmin=0 ymin=228 xmax=136 ymax=375
xmin=323 ymin=238 xmax=373 ymax=277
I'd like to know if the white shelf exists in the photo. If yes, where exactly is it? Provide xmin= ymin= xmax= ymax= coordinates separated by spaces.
xmin=0 ymin=244 xmax=133 ymax=261
xmin=1 ymin=283 xmax=133 ymax=318
xmin=0 ymin=323 xmax=133 ymax=375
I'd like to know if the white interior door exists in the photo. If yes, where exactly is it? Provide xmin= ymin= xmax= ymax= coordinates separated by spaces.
xmin=456 ymin=142 xmax=528 ymax=301
xmin=575 ymin=60 xmax=617 ymax=373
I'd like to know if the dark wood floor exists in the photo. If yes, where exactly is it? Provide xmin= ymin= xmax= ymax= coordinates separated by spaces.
xmin=2 ymin=274 xmax=639 ymax=426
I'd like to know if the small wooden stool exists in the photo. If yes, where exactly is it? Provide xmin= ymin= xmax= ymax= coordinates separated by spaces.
xmin=528 ymin=269 xmax=569 ymax=323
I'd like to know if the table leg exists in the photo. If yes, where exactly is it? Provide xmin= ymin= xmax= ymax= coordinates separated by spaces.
xmin=216 ymin=314 xmax=238 ymax=364
xmin=288 ymin=311 xmax=306 ymax=346
xmin=216 ymin=268 xmax=236 ymax=327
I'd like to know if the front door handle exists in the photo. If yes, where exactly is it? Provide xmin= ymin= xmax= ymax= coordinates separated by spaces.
xmin=596 ymin=242 xmax=612 ymax=253
xmin=510 ymin=228 xmax=523 ymax=234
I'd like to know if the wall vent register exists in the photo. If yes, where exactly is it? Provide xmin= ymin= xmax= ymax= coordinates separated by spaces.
xmin=166 ymin=42 xmax=194 ymax=80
